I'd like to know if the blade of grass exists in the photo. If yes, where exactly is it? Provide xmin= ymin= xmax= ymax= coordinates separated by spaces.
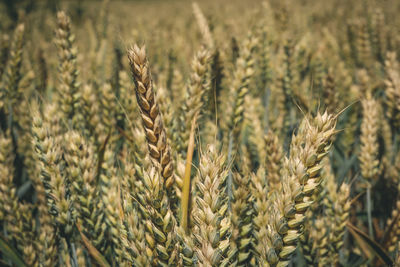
xmin=0 ymin=235 xmax=26 ymax=267
xmin=350 ymin=191 xmax=365 ymax=206
xmin=76 ymin=223 xmax=111 ymax=267
xmin=366 ymin=184 xmax=373 ymax=237
xmin=95 ymin=132 xmax=111 ymax=183
xmin=16 ymin=180 xmax=31 ymax=199
xmin=337 ymin=153 xmax=357 ymax=185
xmin=381 ymin=209 xmax=400 ymax=245
xmin=347 ymin=222 xmax=393 ymax=266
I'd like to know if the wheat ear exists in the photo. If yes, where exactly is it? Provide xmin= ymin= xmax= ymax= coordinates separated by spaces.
xmin=193 ymin=145 xmax=230 ymax=266
xmin=0 ymin=33 xmax=10 ymax=79
xmin=251 ymin=168 xmax=282 ymax=265
xmin=274 ymin=111 xmax=337 ymax=266
xmin=359 ymin=92 xmax=380 ymax=181
xmin=384 ymin=52 xmax=400 ymax=129
xmin=0 ymin=130 xmax=19 ymax=237
xmin=32 ymin=114 xmax=73 ymax=236
xmin=192 ymin=2 xmax=214 ymax=48
xmin=265 ymin=130 xmax=284 ymax=191
xmin=55 ymin=11 xmax=81 ymax=125
xmin=0 ymin=24 xmax=24 ymax=111
xmin=180 ymin=47 xmax=211 ymax=155
xmin=141 ymin=167 xmax=178 ymax=265
xmin=127 ymin=45 xmax=175 ymax=192
xmin=230 ymin=171 xmax=254 ymax=265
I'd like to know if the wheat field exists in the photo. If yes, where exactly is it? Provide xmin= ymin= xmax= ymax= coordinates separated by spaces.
xmin=0 ymin=0 xmax=400 ymax=266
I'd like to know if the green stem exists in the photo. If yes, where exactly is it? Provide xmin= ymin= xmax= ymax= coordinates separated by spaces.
xmin=366 ymin=185 xmax=373 ymax=237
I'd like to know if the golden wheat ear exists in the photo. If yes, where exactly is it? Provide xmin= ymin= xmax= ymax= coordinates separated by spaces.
xmin=127 ymin=45 xmax=175 ymax=193
xmin=273 ymin=111 xmax=337 ymax=267
xmin=359 ymin=92 xmax=380 ymax=182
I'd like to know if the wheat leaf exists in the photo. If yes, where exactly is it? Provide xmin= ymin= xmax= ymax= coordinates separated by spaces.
xmin=0 ymin=235 xmax=26 ymax=267
xmin=347 ymin=222 xmax=393 ymax=266
xmin=76 ymin=224 xmax=111 ymax=267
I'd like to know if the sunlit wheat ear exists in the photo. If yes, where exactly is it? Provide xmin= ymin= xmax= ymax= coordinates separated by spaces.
xmin=273 ymin=111 xmax=337 ymax=267
xmin=359 ymin=92 xmax=380 ymax=181
xmin=192 ymin=145 xmax=230 ymax=266
xmin=127 ymin=45 xmax=175 ymax=193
